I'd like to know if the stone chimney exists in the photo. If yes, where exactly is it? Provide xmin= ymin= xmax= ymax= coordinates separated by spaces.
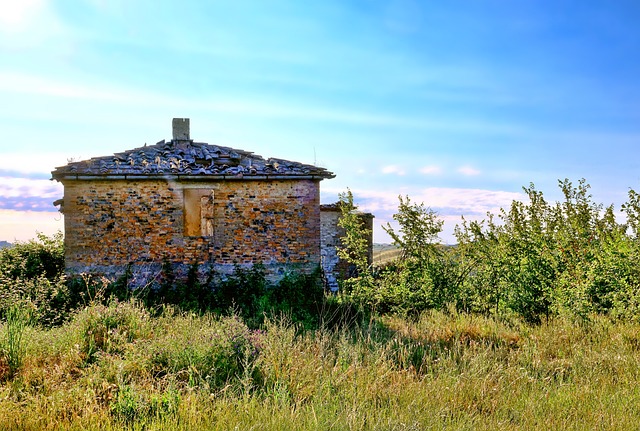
xmin=172 ymin=118 xmax=190 ymax=141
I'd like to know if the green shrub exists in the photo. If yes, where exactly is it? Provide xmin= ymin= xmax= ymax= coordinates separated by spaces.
xmin=73 ymin=300 xmax=152 ymax=362
xmin=0 ymin=232 xmax=71 ymax=326
xmin=212 ymin=264 xmax=268 ymax=322
xmin=146 ymin=312 xmax=263 ymax=390
xmin=266 ymin=269 xmax=325 ymax=329
xmin=455 ymin=179 xmax=640 ymax=322
xmin=0 ymin=231 xmax=64 ymax=281
xmin=339 ymin=179 xmax=640 ymax=323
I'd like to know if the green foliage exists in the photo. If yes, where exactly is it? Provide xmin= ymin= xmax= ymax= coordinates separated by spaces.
xmin=211 ymin=264 xmax=268 ymax=322
xmin=74 ymin=299 xmax=151 ymax=362
xmin=384 ymin=195 xmax=443 ymax=262
xmin=0 ymin=303 xmax=32 ymax=378
xmin=334 ymin=179 xmax=640 ymax=323
xmin=146 ymin=312 xmax=262 ymax=390
xmin=265 ymin=269 xmax=325 ymax=330
xmin=336 ymin=189 xmax=375 ymax=308
xmin=0 ymin=231 xmax=64 ymax=281
xmin=0 ymin=274 xmax=73 ymax=326
xmin=347 ymin=195 xmax=467 ymax=315
xmin=455 ymin=179 xmax=640 ymax=322
xmin=0 ymin=232 xmax=73 ymax=326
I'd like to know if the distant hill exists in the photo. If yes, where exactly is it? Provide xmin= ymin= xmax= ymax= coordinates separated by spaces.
xmin=373 ymin=243 xmax=402 ymax=266
xmin=0 ymin=241 xmax=12 ymax=249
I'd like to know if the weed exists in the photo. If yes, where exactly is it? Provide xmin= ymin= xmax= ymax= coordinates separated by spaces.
xmin=1 ymin=303 xmax=32 ymax=378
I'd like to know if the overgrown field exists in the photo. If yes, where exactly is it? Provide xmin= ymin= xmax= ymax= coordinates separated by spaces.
xmin=2 ymin=301 xmax=640 ymax=430
xmin=4 ymin=178 xmax=640 ymax=429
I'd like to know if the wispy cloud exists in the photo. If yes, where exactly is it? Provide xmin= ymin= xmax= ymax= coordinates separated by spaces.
xmin=0 ymin=197 xmax=58 ymax=212
xmin=0 ymin=174 xmax=62 ymax=213
xmin=349 ymin=187 xmax=522 ymax=217
xmin=381 ymin=165 xmax=406 ymax=176
xmin=458 ymin=165 xmax=481 ymax=176
xmin=419 ymin=165 xmax=442 ymax=175
xmin=323 ymin=185 xmax=524 ymax=243
xmin=0 ymin=70 xmax=526 ymax=135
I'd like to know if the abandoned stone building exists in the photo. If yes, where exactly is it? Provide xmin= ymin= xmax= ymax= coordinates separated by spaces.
xmin=51 ymin=118 xmax=371 ymax=288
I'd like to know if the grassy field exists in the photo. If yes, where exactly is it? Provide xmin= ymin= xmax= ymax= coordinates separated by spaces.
xmin=373 ymin=244 xmax=402 ymax=266
xmin=2 ymin=300 xmax=640 ymax=430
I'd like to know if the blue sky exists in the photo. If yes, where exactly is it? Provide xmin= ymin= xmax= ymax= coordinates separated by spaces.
xmin=1 ymin=0 xmax=640 ymax=243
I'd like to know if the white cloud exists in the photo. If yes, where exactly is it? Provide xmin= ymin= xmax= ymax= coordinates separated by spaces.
xmin=323 ymin=185 xmax=524 ymax=243
xmin=0 ymin=72 xmax=135 ymax=102
xmin=458 ymin=165 xmax=481 ymax=176
xmin=349 ymin=187 xmax=522 ymax=216
xmin=0 ymin=0 xmax=46 ymax=32
xmin=0 ymin=152 xmax=74 ymax=174
xmin=381 ymin=165 xmax=406 ymax=176
xmin=0 ymin=0 xmax=67 ymax=50
xmin=419 ymin=165 xmax=442 ymax=175
xmin=0 ymin=176 xmax=62 ymax=199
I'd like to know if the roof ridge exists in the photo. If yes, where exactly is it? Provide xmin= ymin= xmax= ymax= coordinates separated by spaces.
xmin=52 ymin=139 xmax=335 ymax=180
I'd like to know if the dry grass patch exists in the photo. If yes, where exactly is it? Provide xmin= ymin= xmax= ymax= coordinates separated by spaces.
xmin=2 ymin=302 xmax=640 ymax=429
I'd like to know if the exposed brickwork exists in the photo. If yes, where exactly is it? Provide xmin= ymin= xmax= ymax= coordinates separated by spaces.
xmin=51 ymin=119 xmax=342 ymax=286
xmin=61 ymin=178 xmax=321 ymax=283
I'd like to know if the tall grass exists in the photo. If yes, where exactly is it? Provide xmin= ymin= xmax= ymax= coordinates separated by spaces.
xmin=1 ymin=300 xmax=639 ymax=429
xmin=0 ymin=303 xmax=32 ymax=378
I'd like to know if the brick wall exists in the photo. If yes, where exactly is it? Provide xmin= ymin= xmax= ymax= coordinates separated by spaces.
xmin=62 ymin=178 xmax=321 ymax=284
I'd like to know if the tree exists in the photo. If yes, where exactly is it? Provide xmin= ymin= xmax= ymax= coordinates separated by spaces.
xmin=336 ymin=190 xmax=374 ymax=307
xmin=382 ymin=196 xmax=465 ymax=312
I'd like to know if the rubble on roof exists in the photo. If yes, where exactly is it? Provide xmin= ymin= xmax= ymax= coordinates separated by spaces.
xmin=52 ymin=140 xmax=335 ymax=180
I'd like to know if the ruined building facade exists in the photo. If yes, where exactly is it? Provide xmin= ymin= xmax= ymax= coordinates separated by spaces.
xmin=51 ymin=119 xmax=341 ymax=286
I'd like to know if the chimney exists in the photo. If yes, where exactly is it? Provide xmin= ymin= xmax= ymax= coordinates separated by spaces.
xmin=172 ymin=118 xmax=190 ymax=141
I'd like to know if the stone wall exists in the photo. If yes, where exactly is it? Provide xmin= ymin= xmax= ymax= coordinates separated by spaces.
xmin=62 ymin=178 xmax=321 ymax=285
xmin=320 ymin=204 xmax=374 ymax=291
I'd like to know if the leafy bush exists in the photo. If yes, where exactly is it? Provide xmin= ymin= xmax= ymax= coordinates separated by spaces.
xmin=0 ymin=232 xmax=73 ymax=326
xmin=340 ymin=179 xmax=640 ymax=323
xmin=335 ymin=190 xmax=375 ymax=308
xmin=339 ymin=194 xmax=468 ymax=315
xmin=211 ymin=264 xmax=268 ymax=323
xmin=0 ymin=231 xmax=64 ymax=281
xmin=455 ymin=179 xmax=640 ymax=322
xmin=266 ymin=269 xmax=325 ymax=329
